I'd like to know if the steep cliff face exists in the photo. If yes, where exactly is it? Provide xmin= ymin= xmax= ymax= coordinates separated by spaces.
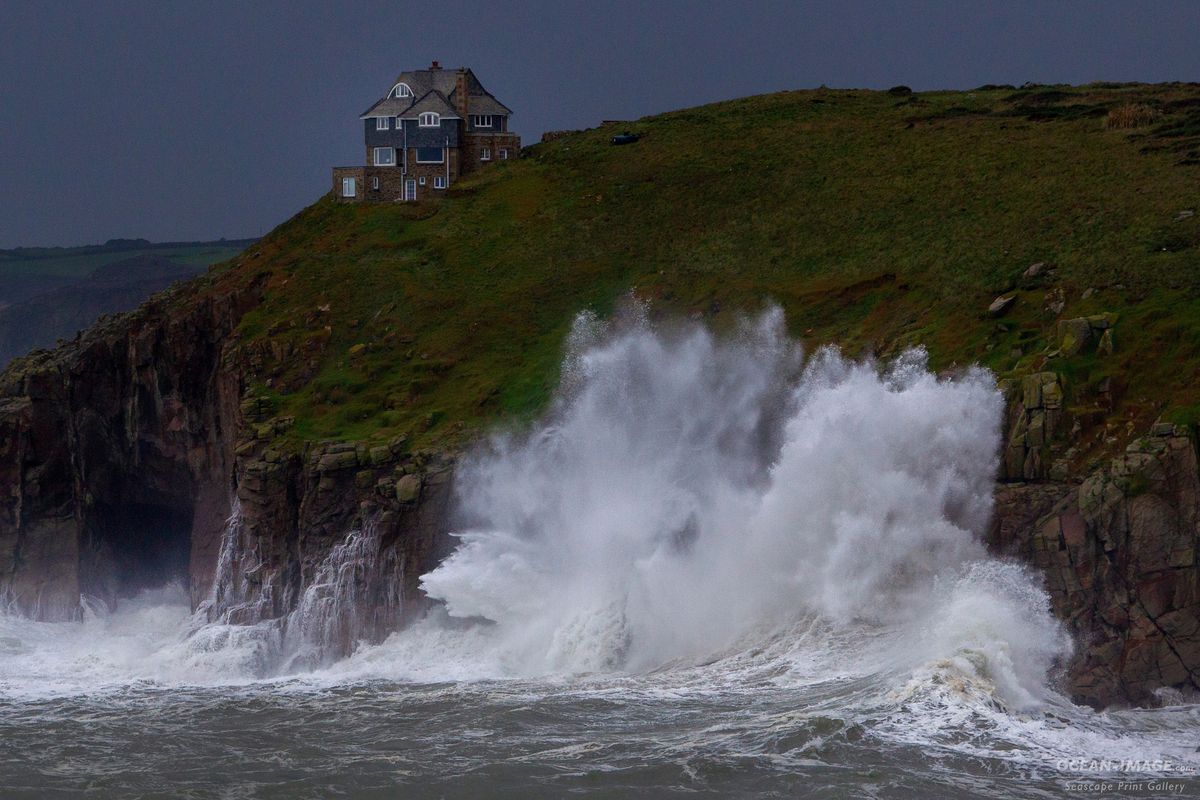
xmin=991 ymin=428 xmax=1200 ymax=707
xmin=0 ymin=280 xmax=252 ymax=619
xmin=203 ymin=439 xmax=455 ymax=658
xmin=0 ymin=274 xmax=457 ymax=659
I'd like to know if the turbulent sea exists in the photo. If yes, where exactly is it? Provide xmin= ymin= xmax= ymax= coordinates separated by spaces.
xmin=2 ymin=307 xmax=1198 ymax=798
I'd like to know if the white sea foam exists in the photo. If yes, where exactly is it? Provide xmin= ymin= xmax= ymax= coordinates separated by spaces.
xmin=409 ymin=307 xmax=1066 ymax=708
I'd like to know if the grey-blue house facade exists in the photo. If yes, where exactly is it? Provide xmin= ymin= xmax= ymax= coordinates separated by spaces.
xmin=363 ymin=118 xmax=461 ymax=151
xmin=333 ymin=61 xmax=521 ymax=203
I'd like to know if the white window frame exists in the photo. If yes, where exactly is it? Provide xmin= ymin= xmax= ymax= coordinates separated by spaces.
xmin=472 ymin=114 xmax=493 ymax=128
xmin=418 ymin=176 xmax=426 ymax=186
xmin=341 ymin=177 xmax=356 ymax=197
xmin=419 ymin=112 xmax=440 ymax=127
xmin=433 ymin=176 xmax=446 ymax=189
xmin=499 ymin=148 xmax=509 ymax=160
xmin=393 ymin=83 xmax=413 ymax=98
xmin=371 ymin=176 xmax=379 ymax=190
xmin=375 ymin=117 xmax=389 ymax=131
xmin=415 ymin=147 xmax=444 ymax=164
xmin=373 ymin=147 xmax=396 ymax=166
xmin=480 ymin=147 xmax=491 ymax=161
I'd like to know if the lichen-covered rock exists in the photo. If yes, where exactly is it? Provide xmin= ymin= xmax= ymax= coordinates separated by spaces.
xmin=395 ymin=474 xmax=422 ymax=504
xmin=1057 ymin=318 xmax=1092 ymax=356
xmin=317 ymin=450 xmax=359 ymax=472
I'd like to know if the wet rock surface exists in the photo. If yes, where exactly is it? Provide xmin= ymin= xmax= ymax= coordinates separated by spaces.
xmin=0 ymin=277 xmax=456 ymax=657
xmin=991 ymin=428 xmax=1200 ymax=707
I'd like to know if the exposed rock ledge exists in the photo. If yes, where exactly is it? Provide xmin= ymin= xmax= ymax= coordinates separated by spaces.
xmin=0 ymin=283 xmax=1195 ymax=706
xmin=991 ymin=429 xmax=1200 ymax=708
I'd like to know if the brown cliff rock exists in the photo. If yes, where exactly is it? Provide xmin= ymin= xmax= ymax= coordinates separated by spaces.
xmin=991 ymin=428 xmax=1200 ymax=707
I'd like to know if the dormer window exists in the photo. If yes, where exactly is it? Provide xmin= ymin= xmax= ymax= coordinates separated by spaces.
xmin=393 ymin=83 xmax=413 ymax=98
xmin=376 ymin=117 xmax=389 ymax=130
xmin=419 ymin=112 xmax=440 ymax=127
xmin=472 ymin=114 xmax=494 ymax=128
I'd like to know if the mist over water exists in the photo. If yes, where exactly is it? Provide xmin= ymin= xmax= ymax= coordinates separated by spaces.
xmin=2 ymin=307 xmax=1198 ymax=798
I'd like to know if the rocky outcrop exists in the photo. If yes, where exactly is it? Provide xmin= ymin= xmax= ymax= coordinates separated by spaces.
xmin=991 ymin=427 xmax=1200 ymax=707
xmin=1001 ymin=371 xmax=1068 ymax=482
xmin=0 ymin=275 xmax=456 ymax=659
xmin=208 ymin=438 xmax=456 ymax=657
xmin=0 ymin=279 xmax=252 ymax=618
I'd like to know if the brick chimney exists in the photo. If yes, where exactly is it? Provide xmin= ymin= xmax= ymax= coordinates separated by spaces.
xmin=455 ymin=68 xmax=469 ymax=120
xmin=430 ymin=60 xmax=441 ymax=70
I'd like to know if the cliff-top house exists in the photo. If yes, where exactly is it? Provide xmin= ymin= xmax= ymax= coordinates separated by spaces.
xmin=332 ymin=61 xmax=520 ymax=203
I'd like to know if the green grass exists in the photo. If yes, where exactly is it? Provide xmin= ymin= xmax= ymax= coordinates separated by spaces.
xmin=201 ymin=83 xmax=1200 ymax=452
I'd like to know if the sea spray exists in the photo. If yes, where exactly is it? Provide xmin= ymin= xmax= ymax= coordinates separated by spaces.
xmin=419 ymin=307 xmax=1070 ymax=706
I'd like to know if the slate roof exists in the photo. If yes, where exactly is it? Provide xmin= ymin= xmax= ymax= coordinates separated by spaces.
xmin=359 ymin=66 xmax=513 ymax=119
xmin=465 ymin=93 xmax=512 ymax=116
xmin=399 ymin=90 xmax=460 ymax=119
xmin=359 ymin=96 xmax=411 ymax=118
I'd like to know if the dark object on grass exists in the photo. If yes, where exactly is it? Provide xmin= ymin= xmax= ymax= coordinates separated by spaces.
xmin=610 ymin=133 xmax=640 ymax=145
xmin=887 ymin=85 xmax=913 ymax=96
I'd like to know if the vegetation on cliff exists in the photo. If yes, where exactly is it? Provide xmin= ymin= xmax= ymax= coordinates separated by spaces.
xmin=184 ymin=84 xmax=1199 ymax=457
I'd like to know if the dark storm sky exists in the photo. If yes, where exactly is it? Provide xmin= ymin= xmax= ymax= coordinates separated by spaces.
xmin=2 ymin=0 xmax=1199 ymax=248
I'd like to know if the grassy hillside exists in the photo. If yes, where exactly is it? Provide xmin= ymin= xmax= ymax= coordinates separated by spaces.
xmin=206 ymin=83 xmax=1200 ymax=463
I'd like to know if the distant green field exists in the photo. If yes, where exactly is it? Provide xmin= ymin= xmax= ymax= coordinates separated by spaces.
xmin=0 ymin=240 xmax=255 ymax=280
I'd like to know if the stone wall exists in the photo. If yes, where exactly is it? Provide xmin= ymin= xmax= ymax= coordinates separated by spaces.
xmin=332 ymin=166 xmax=410 ymax=203
xmin=461 ymin=133 xmax=521 ymax=174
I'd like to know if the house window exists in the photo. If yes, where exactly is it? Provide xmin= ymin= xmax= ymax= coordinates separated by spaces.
xmin=419 ymin=176 xmax=426 ymax=186
xmin=480 ymin=147 xmax=491 ymax=161
xmin=419 ymin=112 xmax=440 ymax=127
xmin=415 ymin=147 xmax=444 ymax=163
xmin=373 ymin=147 xmax=396 ymax=166
xmin=394 ymin=83 xmax=412 ymax=98
xmin=434 ymin=176 xmax=446 ymax=189
xmin=341 ymin=177 xmax=356 ymax=197
xmin=376 ymin=117 xmax=389 ymax=131
xmin=372 ymin=176 xmax=379 ymax=190
xmin=499 ymin=149 xmax=509 ymax=160
xmin=472 ymin=114 xmax=493 ymax=128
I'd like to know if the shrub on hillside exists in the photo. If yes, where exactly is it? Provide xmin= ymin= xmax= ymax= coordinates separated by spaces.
xmin=1105 ymin=103 xmax=1158 ymax=130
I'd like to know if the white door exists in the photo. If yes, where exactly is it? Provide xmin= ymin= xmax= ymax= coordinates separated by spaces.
xmin=404 ymin=179 xmax=417 ymax=201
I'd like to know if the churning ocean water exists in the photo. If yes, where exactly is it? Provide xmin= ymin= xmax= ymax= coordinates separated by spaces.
xmin=2 ymin=308 xmax=1197 ymax=798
